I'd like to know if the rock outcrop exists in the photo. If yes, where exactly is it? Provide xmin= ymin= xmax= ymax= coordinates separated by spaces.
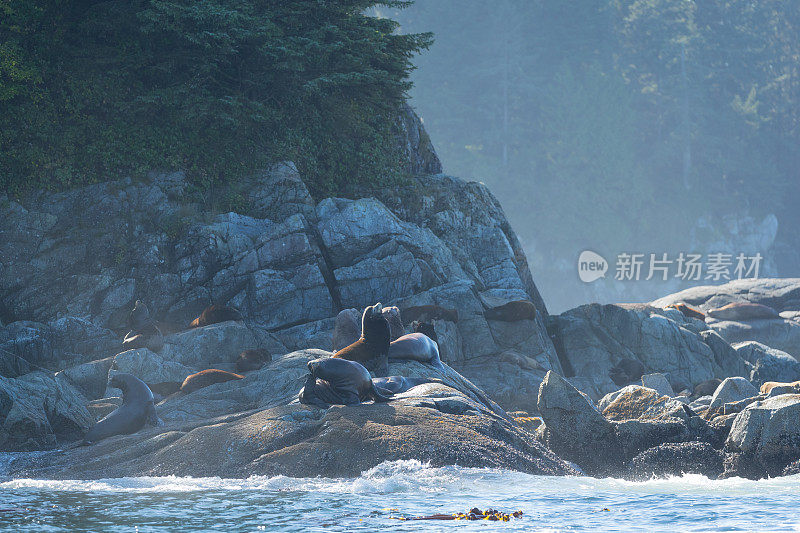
xmin=6 ymin=351 xmax=576 ymax=479
xmin=548 ymin=303 xmax=747 ymax=400
xmin=0 ymin=164 xmax=560 ymax=415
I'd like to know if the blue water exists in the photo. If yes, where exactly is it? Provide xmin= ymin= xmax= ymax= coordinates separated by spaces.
xmin=1 ymin=460 xmax=798 ymax=532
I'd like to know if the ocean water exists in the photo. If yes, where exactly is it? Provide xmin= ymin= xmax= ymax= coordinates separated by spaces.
xmin=1 ymin=460 xmax=798 ymax=532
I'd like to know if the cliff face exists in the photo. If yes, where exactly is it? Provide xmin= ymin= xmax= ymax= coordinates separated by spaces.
xmin=0 ymin=131 xmax=558 ymax=413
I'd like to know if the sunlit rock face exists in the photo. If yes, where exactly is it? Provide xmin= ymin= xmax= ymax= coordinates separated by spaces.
xmin=0 ymin=155 xmax=557 ymax=414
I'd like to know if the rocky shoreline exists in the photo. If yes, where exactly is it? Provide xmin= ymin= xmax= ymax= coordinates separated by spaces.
xmin=2 ymin=155 xmax=800 ymax=480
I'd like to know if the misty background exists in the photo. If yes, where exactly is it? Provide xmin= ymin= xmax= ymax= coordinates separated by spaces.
xmin=379 ymin=1 xmax=800 ymax=312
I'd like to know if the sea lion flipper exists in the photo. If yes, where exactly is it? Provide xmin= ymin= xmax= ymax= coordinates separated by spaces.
xmin=146 ymin=405 xmax=163 ymax=427
xmin=370 ymin=384 xmax=394 ymax=403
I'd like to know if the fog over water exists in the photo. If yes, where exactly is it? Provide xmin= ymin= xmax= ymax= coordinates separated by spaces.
xmin=387 ymin=1 xmax=800 ymax=312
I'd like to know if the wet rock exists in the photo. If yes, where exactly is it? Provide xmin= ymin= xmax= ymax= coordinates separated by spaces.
xmin=627 ymin=442 xmax=724 ymax=480
xmin=725 ymin=394 xmax=800 ymax=478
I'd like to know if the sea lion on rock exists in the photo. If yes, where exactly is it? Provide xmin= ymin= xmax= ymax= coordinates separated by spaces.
xmin=665 ymin=302 xmax=705 ymax=321
xmin=235 ymin=349 xmax=272 ymax=373
xmin=122 ymin=300 xmax=164 ymax=351
xmin=180 ymin=369 xmax=244 ymax=394
xmin=411 ymin=320 xmax=438 ymax=343
xmin=760 ymin=380 xmax=800 ymax=395
xmin=609 ymin=358 xmax=645 ymax=387
xmin=83 ymin=373 xmax=160 ymax=445
xmin=189 ymin=304 xmax=243 ymax=328
xmin=484 ymin=300 xmax=538 ymax=322
xmin=299 ymin=357 xmax=393 ymax=408
xmin=371 ymin=375 xmax=440 ymax=394
xmin=388 ymin=332 xmax=444 ymax=370
xmin=332 ymin=303 xmax=390 ymax=375
xmin=381 ymin=305 xmax=405 ymax=341
xmin=693 ymin=378 xmax=722 ymax=398
xmin=706 ymin=302 xmax=780 ymax=321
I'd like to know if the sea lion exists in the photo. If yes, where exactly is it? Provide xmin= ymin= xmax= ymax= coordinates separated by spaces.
xmin=332 ymin=308 xmax=362 ymax=352
xmin=402 ymin=304 xmax=459 ymax=324
xmin=609 ymin=358 xmax=645 ymax=387
xmin=411 ymin=320 xmax=438 ymax=343
xmin=706 ymin=302 xmax=780 ymax=321
xmin=665 ymin=302 xmax=706 ymax=321
xmin=180 ymin=369 xmax=244 ymax=394
xmin=693 ymin=378 xmax=722 ymax=398
xmin=332 ymin=303 xmax=390 ymax=375
xmin=760 ymin=380 xmax=800 ymax=395
xmin=381 ymin=305 xmax=405 ymax=341
xmin=235 ymin=349 xmax=272 ymax=373
xmin=388 ymin=332 xmax=444 ymax=370
xmin=122 ymin=300 xmax=164 ymax=351
xmin=371 ymin=375 xmax=441 ymax=394
xmin=189 ymin=304 xmax=243 ymax=328
xmin=83 ymin=373 xmax=160 ymax=445
xmin=299 ymin=357 xmax=393 ymax=408
xmin=484 ymin=300 xmax=538 ymax=322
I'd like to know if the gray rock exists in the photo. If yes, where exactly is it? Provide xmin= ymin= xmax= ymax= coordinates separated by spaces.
xmin=536 ymin=371 xmax=619 ymax=474
xmin=641 ymin=373 xmax=674 ymax=397
xmin=550 ymin=303 xmax=726 ymax=400
xmin=709 ymin=377 xmax=759 ymax=409
xmin=627 ymin=442 xmax=724 ymax=480
xmin=726 ymin=394 xmax=800 ymax=477
xmin=160 ymin=322 xmax=285 ymax=369
xmin=602 ymin=386 xmax=689 ymax=422
xmin=56 ymin=357 xmax=115 ymax=400
xmin=710 ymin=318 xmax=800 ymax=360
xmin=109 ymin=349 xmax=196 ymax=391
xmin=0 ymin=372 xmax=93 ymax=451
xmin=733 ymin=341 xmax=800 ymax=387
xmin=651 ymin=278 xmax=800 ymax=313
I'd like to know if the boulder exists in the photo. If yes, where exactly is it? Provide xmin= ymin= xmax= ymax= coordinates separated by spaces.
xmin=160 ymin=322 xmax=285 ymax=369
xmin=708 ymin=377 xmax=759 ymax=410
xmin=651 ymin=278 xmax=800 ymax=313
xmin=709 ymin=318 xmax=800 ymax=360
xmin=602 ymin=386 xmax=689 ymax=422
xmin=56 ymin=357 xmax=115 ymax=400
xmin=726 ymin=394 xmax=800 ymax=477
xmin=109 ymin=349 xmax=197 ymax=395
xmin=536 ymin=371 xmax=619 ymax=473
xmin=641 ymin=373 xmax=674 ymax=397
xmin=627 ymin=442 xmax=724 ymax=480
xmin=0 ymin=372 xmax=93 ymax=451
xmin=549 ymin=303 xmax=725 ymax=400
xmin=733 ymin=341 xmax=800 ymax=387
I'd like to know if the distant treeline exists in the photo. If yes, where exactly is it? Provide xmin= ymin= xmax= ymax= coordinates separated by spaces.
xmin=0 ymin=0 xmax=431 ymax=198
xmin=393 ymin=1 xmax=800 ymax=260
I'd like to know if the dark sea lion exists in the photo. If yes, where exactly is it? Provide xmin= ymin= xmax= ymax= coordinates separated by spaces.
xmin=381 ymin=305 xmax=405 ymax=341
xmin=371 ymin=375 xmax=441 ymax=394
xmin=665 ymin=302 xmax=706 ymax=321
xmin=411 ymin=320 xmax=438 ymax=343
xmin=83 ymin=373 xmax=160 ymax=445
xmin=402 ymin=304 xmax=459 ymax=324
xmin=299 ymin=357 xmax=393 ymax=408
xmin=388 ymin=332 xmax=444 ymax=370
xmin=235 ymin=349 xmax=272 ymax=373
xmin=122 ymin=300 xmax=164 ymax=351
xmin=332 ymin=308 xmax=362 ymax=352
xmin=693 ymin=378 xmax=722 ymax=398
xmin=609 ymin=358 xmax=646 ymax=387
xmin=706 ymin=302 xmax=780 ymax=321
xmin=484 ymin=300 xmax=537 ymax=322
xmin=333 ymin=303 xmax=390 ymax=375
xmin=189 ymin=304 xmax=243 ymax=328
xmin=180 ymin=369 xmax=244 ymax=394
xmin=127 ymin=300 xmax=152 ymax=331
